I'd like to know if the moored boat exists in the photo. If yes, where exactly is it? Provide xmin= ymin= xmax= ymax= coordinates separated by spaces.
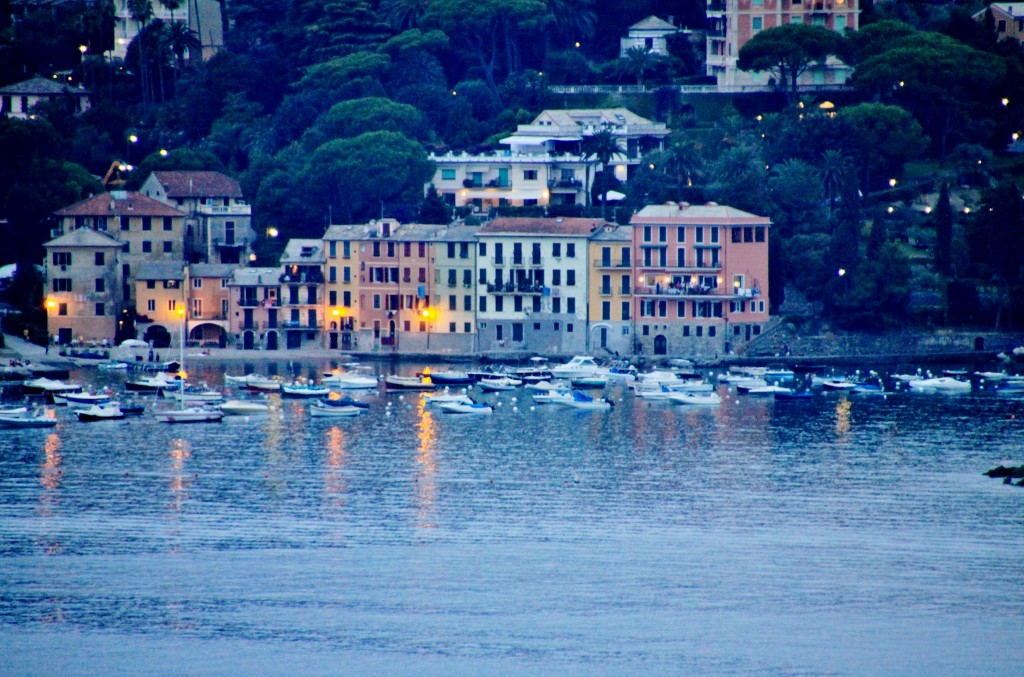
xmin=281 ymin=382 xmax=331 ymax=397
xmin=557 ymin=390 xmax=612 ymax=410
xmin=419 ymin=368 xmax=475 ymax=386
xmin=22 ymin=377 xmax=83 ymax=396
xmin=907 ymin=376 xmax=971 ymax=393
xmin=219 ymin=399 xmax=270 ymax=415
xmin=155 ymin=406 xmax=225 ymax=423
xmin=309 ymin=401 xmax=365 ymax=417
xmin=322 ymin=371 xmax=378 ymax=390
xmin=0 ymin=408 xmax=58 ymax=428
xmin=550 ymin=355 xmax=606 ymax=380
xmin=665 ymin=391 xmax=722 ymax=406
xmin=478 ymin=375 xmax=522 ymax=392
xmin=437 ymin=401 xmax=493 ymax=414
xmin=75 ymin=401 xmax=125 ymax=422
xmin=384 ymin=375 xmax=436 ymax=391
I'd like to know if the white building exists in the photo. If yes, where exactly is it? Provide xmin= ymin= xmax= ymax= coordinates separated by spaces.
xmin=620 ymin=15 xmax=679 ymax=56
xmin=111 ymin=0 xmax=224 ymax=60
xmin=475 ymin=217 xmax=607 ymax=354
xmin=430 ymin=108 xmax=669 ymax=212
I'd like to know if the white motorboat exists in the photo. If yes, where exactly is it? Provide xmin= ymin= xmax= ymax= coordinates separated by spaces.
xmin=322 ymin=371 xmax=379 ymax=390
xmin=126 ymin=372 xmax=181 ymax=392
xmin=384 ymin=375 xmax=436 ymax=390
xmin=54 ymin=390 xmax=114 ymax=408
xmin=818 ymin=378 xmax=858 ymax=391
xmin=478 ymin=376 xmax=522 ymax=392
xmin=570 ymin=375 xmax=607 ymax=388
xmin=557 ymin=390 xmax=612 ymax=410
xmin=665 ymin=391 xmax=723 ymax=406
xmin=550 ymin=355 xmax=607 ymax=379
xmin=438 ymin=401 xmax=494 ymax=415
xmin=0 ymin=408 xmax=57 ymax=428
xmin=309 ymin=401 xmax=365 ymax=417
xmin=744 ymin=385 xmax=792 ymax=396
xmin=419 ymin=368 xmax=475 ymax=386
xmin=718 ymin=367 xmax=766 ymax=383
xmin=164 ymin=386 xmax=224 ymax=403
xmin=75 ymin=401 xmax=125 ymax=421
xmin=532 ymin=389 xmax=575 ymax=405
xmin=282 ymin=383 xmax=331 ymax=397
xmin=908 ymin=376 xmax=971 ymax=393
xmin=22 ymin=377 xmax=83 ymax=396
xmin=524 ymin=379 xmax=570 ymax=393
xmin=219 ymin=399 xmax=270 ymax=415
xmin=734 ymin=378 xmax=770 ymax=393
xmin=155 ymin=407 xmax=224 ymax=423
xmin=635 ymin=386 xmax=675 ymax=401
xmin=0 ymin=405 xmax=28 ymax=415
xmin=422 ymin=392 xmax=475 ymax=407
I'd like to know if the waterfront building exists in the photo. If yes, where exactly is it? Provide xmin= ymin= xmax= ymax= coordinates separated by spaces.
xmin=185 ymin=263 xmax=234 ymax=348
xmin=110 ymin=0 xmax=223 ymax=61
xmin=705 ymin=0 xmax=859 ymax=88
xmin=42 ymin=228 xmax=123 ymax=345
xmin=0 ymin=76 xmax=90 ymax=119
xmin=631 ymin=203 xmax=770 ymax=357
xmin=429 ymin=109 xmax=669 ymax=211
xmin=139 ymin=171 xmax=254 ymax=265
xmin=476 ymin=217 xmax=605 ymax=354
xmin=134 ymin=261 xmax=187 ymax=348
xmin=323 ymin=224 xmax=364 ymax=351
xmin=278 ymin=239 xmax=326 ymax=350
xmin=431 ymin=224 xmax=479 ymax=353
xmin=51 ymin=190 xmax=188 ymax=309
xmin=227 ymin=267 xmax=282 ymax=350
xmin=587 ymin=224 xmax=634 ymax=356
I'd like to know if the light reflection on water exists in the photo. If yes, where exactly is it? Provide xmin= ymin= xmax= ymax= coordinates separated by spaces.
xmin=1 ymin=360 xmax=1023 ymax=674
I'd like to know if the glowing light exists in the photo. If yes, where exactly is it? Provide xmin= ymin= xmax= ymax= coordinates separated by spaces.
xmin=1002 ymin=97 xmax=1010 ymax=107
xmin=838 ymin=268 xmax=846 ymax=277
xmin=159 ymin=149 xmax=168 ymax=157
xmin=267 ymin=227 xmax=279 ymax=238
xmin=889 ymin=178 xmax=897 ymax=188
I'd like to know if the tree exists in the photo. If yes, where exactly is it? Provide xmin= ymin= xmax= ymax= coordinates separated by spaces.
xmin=737 ymin=24 xmax=849 ymax=99
xmin=967 ymin=179 xmax=1024 ymax=327
xmin=617 ymin=46 xmax=657 ymax=85
xmin=307 ymin=97 xmax=427 ymax=148
xmin=932 ymin=183 xmax=953 ymax=276
xmin=839 ymin=103 xmax=928 ymax=191
xmin=419 ymin=184 xmax=451 ymax=224
xmin=580 ymin=129 xmax=621 ymax=215
xmin=127 ymin=0 xmax=155 ymax=107
xmin=820 ymin=149 xmax=854 ymax=218
xmin=380 ymin=0 xmax=431 ymax=31
xmin=542 ymin=0 xmax=596 ymax=51
xmin=298 ymin=0 xmax=393 ymax=65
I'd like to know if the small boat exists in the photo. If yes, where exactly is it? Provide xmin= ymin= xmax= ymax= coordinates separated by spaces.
xmin=384 ymin=375 xmax=436 ymax=391
xmin=154 ymin=406 xmax=225 ymax=423
xmin=54 ymin=390 xmax=114 ymax=408
xmin=635 ymin=386 xmax=675 ymax=401
xmin=119 ymin=402 xmax=146 ymax=415
xmin=665 ymin=391 xmax=722 ymax=406
xmin=478 ymin=376 xmax=522 ymax=392
xmin=744 ymin=385 xmax=792 ymax=396
xmin=75 ymin=401 xmax=125 ymax=421
xmin=525 ymin=379 xmax=570 ymax=393
xmin=438 ymin=401 xmax=493 ymax=415
xmin=605 ymin=365 xmax=638 ymax=383
xmin=281 ymin=383 xmax=331 ymax=397
xmin=0 ymin=408 xmax=57 ymax=428
xmin=422 ymin=392 xmax=475 ymax=407
xmin=322 ymin=371 xmax=379 ymax=390
xmin=974 ymin=371 xmax=1009 ymax=381
xmin=126 ymin=373 xmax=181 ymax=392
xmin=97 ymin=361 xmax=129 ymax=371
xmin=774 ymin=390 xmax=813 ymax=400
xmin=819 ymin=378 xmax=858 ymax=391
xmin=164 ymin=386 xmax=224 ymax=403
xmin=550 ymin=355 xmax=606 ymax=379
xmin=245 ymin=376 xmax=282 ymax=392
xmin=532 ymin=389 xmax=575 ymax=405
xmin=558 ymin=390 xmax=612 ymax=410
xmin=570 ymin=375 xmax=607 ymax=389
xmin=735 ymin=378 xmax=769 ymax=393
xmin=764 ymin=367 xmax=796 ymax=384
xmin=907 ymin=376 xmax=971 ymax=393
xmin=0 ymin=405 xmax=28 ymax=415
xmin=224 ymin=373 xmax=264 ymax=385
xmin=219 ymin=399 xmax=270 ymax=415
xmin=309 ymin=401 xmax=365 ymax=417
xmin=419 ymin=369 xmax=475 ymax=386
xmin=22 ymin=377 xmax=83 ymax=396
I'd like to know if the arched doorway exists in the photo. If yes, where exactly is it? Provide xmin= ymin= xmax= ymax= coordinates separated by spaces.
xmin=143 ymin=325 xmax=171 ymax=349
xmin=266 ymin=330 xmax=279 ymax=350
xmin=242 ymin=331 xmax=255 ymax=350
xmin=654 ymin=334 xmax=668 ymax=355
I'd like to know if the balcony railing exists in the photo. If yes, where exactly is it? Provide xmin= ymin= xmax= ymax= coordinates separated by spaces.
xmin=486 ymin=282 xmax=545 ymax=295
xmin=547 ymin=178 xmax=583 ymax=189
xmin=635 ymin=285 xmax=719 ymax=297
xmin=237 ymin=299 xmax=262 ymax=307
xmin=280 ymin=270 xmax=325 ymax=284
xmin=281 ymin=320 xmax=324 ymax=330
xmin=635 ymin=258 xmax=721 ymax=271
xmin=593 ymin=258 xmax=631 ymax=268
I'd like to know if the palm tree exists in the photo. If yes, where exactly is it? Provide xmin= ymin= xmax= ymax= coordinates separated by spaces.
xmin=543 ymin=0 xmax=596 ymax=49
xmin=128 ymin=0 xmax=154 ymax=107
xmin=619 ymin=46 xmax=656 ymax=86
xmin=581 ymin=129 xmax=621 ymax=218
xmin=162 ymin=20 xmax=201 ymax=69
xmin=820 ymin=149 xmax=854 ymax=217
xmin=160 ymin=0 xmax=182 ymax=20
xmin=381 ymin=0 xmax=430 ymax=31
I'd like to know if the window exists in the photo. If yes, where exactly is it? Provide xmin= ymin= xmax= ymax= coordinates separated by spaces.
xmin=93 ymin=252 xmax=105 ymax=266
xmin=193 ymin=278 xmax=202 ymax=289
xmin=449 ymin=322 xmax=456 ymax=333
xmin=147 ymin=299 xmax=156 ymax=312
xmin=163 ymin=217 xmax=172 ymax=231
xmin=58 ymin=303 xmax=67 ymax=316
xmin=373 ymin=294 xmax=381 ymax=309
xmin=602 ymin=301 xmax=610 ymax=321
xmin=552 ymin=270 xmax=561 ymax=286
xmin=163 ymin=241 xmax=173 ymax=253
xmin=514 ymin=296 xmax=522 ymax=312
xmin=552 ymin=297 xmax=561 ymax=313
xmin=677 ymin=227 xmax=685 ymax=243
xmin=167 ymin=300 xmax=177 ymax=312
xmin=658 ymin=226 xmax=667 ymax=243
xmin=752 ymin=18 xmax=763 ymax=33
xmin=622 ymin=274 xmax=631 ymax=295
xmin=146 ymin=280 xmax=156 ymax=289
xmin=479 ymin=296 xmax=487 ymax=312
xmin=463 ymin=269 xmax=472 ymax=287
xmin=464 ymin=323 xmax=471 ymax=333
xmin=695 ymin=228 xmax=704 ymax=243
xmin=479 ymin=242 xmax=487 ymax=256
xmin=95 ymin=278 xmax=105 ymax=293
xmin=523 ymin=169 xmax=537 ymax=181
xmin=566 ymin=243 xmax=575 ymax=258
xmin=52 ymin=278 xmax=72 ymax=292
xmin=552 ymin=242 xmax=561 ymax=258
xmin=755 ymin=227 xmax=766 ymax=242
xmin=449 ymin=295 xmax=457 ymax=310
xmin=676 ymin=248 xmax=686 ymax=267
xmin=495 ymin=296 xmax=503 ymax=312
xmin=732 ymin=227 xmax=742 ymax=243
xmin=566 ymin=270 xmax=576 ymax=286
xmin=142 ymin=241 xmax=152 ymax=253
xmin=677 ymin=300 xmax=686 ymax=317
xmin=464 ymin=295 xmax=472 ymax=311
xmin=448 ymin=269 xmax=457 ymax=287
xmin=622 ymin=301 xmax=630 ymax=321
xmin=710 ymin=227 xmax=719 ymax=244
xmin=142 ymin=217 xmax=152 ymax=231
xmin=643 ymin=226 xmax=652 ymax=243
xmin=441 ymin=168 xmax=456 ymax=181
xmin=53 ymin=252 xmax=72 ymax=267
xmin=343 ymin=291 xmax=352 ymax=307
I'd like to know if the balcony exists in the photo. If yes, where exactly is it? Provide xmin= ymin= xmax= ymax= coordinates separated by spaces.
xmin=547 ymin=178 xmax=583 ymax=190
xmin=635 ymin=258 xmax=721 ymax=272
xmin=279 ymin=270 xmax=325 ymax=284
xmin=593 ymin=258 xmax=631 ymax=269
xmin=486 ymin=282 xmax=545 ymax=295
xmin=635 ymin=285 xmax=719 ymax=297
xmin=706 ymin=0 xmax=726 ymax=10
xmin=281 ymin=320 xmax=324 ymax=330
xmin=237 ymin=299 xmax=261 ymax=307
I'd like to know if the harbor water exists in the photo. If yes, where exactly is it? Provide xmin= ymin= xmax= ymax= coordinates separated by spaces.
xmin=2 ymin=361 xmax=1023 ymax=675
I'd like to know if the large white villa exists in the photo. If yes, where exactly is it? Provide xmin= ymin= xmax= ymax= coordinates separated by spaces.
xmin=428 ymin=108 xmax=669 ymax=212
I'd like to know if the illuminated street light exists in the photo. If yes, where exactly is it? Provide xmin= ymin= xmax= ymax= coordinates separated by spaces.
xmin=889 ymin=178 xmax=897 ymax=188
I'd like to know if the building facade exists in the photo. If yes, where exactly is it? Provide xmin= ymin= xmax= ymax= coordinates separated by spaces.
xmin=186 ymin=263 xmax=234 ymax=347
xmin=587 ymin=224 xmax=634 ymax=356
xmin=227 ymin=267 xmax=282 ymax=350
xmin=631 ymin=203 xmax=770 ymax=357
xmin=139 ymin=170 xmax=254 ymax=265
xmin=476 ymin=217 xmax=603 ymax=354
xmin=431 ymin=225 xmax=479 ymax=353
xmin=134 ymin=261 xmax=187 ymax=348
xmin=620 ymin=15 xmax=679 ymax=56
xmin=278 ymin=239 xmax=326 ymax=350
xmin=0 ymin=76 xmax=90 ymax=119
xmin=706 ymin=0 xmax=859 ymax=87
xmin=430 ymin=108 xmax=669 ymax=211
xmin=973 ymin=3 xmax=1024 ymax=43
xmin=111 ymin=0 xmax=223 ymax=60
xmin=43 ymin=229 xmax=123 ymax=345
xmin=323 ymin=224 xmax=364 ymax=351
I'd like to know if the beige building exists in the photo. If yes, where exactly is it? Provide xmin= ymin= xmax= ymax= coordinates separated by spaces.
xmin=973 ymin=3 xmax=1024 ymax=43
xmin=0 ymin=76 xmax=90 ymax=119
xmin=186 ymin=263 xmax=234 ymax=347
xmin=587 ymin=224 xmax=634 ymax=355
xmin=228 ymin=267 xmax=283 ymax=350
xmin=323 ymin=224 xmax=363 ymax=350
xmin=134 ymin=261 xmax=187 ymax=348
xmin=431 ymin=225 xmax=479 ymax=353
xmin=43 ymin=229 xmax=123 ymax=345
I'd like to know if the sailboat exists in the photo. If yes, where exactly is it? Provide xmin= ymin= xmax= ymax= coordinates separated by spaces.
xmin=154 ymin=311 xmax=224 ymax=424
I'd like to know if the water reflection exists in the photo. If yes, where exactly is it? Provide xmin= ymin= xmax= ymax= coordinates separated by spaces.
xmin=323 ymin=426 xmax=347 ymax=511
xmin=36 ymin=433 xmax=63 ymax=555
xmin=414 ymin=398 xmax=438 ymax=529
xmin=834 ymin=397 xmax=852 ymax=437
xmin=168 ymin=437 xmax=191 ymax=514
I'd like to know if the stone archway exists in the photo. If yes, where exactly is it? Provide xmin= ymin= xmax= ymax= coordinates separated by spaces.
xmin=143 ymin=324 xmax=171 ymax=349
xmin=654 ymin=334 xmax=668 ymax=355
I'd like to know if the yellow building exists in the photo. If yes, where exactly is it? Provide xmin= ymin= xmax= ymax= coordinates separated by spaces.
xmin=186 ymin=263 xmax=234 ymax=348
xmin=323 ymin=224 xmax=364 ymax=350
xmin=134 ymin=261 xmax=188 ymax=348
xmin=587 ymin=224 xmax=634 ymax=355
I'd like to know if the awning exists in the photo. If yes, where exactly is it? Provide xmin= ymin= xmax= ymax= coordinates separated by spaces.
xmin=602 ymin=190 xmax=626 ymax=201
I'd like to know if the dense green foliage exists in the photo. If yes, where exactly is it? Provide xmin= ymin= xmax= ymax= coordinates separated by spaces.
xmin=0 ymin=0 xmax=1023 ymax=330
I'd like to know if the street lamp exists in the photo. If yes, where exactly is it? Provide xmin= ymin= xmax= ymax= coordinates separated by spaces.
xmin=126 ymin=133 xmax=138 ymax=163
xmin=889 ymin=178 xmax=897 ymax=188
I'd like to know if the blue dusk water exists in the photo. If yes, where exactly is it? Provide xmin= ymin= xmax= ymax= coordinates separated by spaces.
xmin=1 ymin=361 xmax=1023 ymax=675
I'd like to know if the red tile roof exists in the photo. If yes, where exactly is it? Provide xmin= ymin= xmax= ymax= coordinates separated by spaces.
xmin=479 ymin=217 xmax=608 ymax=236
xmin=54 ymin=192 xmax=187 ymax=218
xmin=151 ymin=171 xmax=243 ymax=198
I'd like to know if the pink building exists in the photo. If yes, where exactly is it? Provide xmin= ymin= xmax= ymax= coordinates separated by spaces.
xmin=631 ymin=203 xmax=770 ymax=357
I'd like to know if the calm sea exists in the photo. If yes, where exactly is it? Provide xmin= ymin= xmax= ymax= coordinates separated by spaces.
xmin=1 ymin=361 xmax=1023 ymax=676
